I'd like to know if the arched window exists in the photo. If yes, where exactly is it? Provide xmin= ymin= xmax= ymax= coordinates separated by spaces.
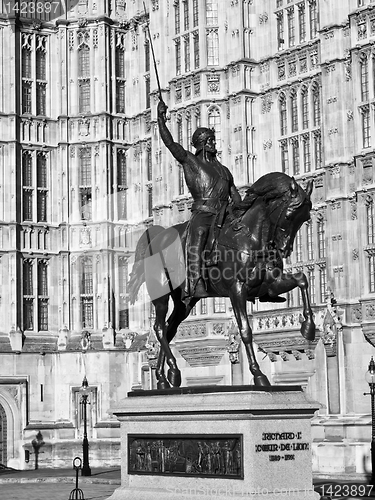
xmin=290 ymin=90 xmax=298 ymax=132
xmin=79 ymin=46 xmax=90 ymax=78
xmin=279 ymin=93 xmax=287 ymax=135
xmin=307 ymin=268 xmax=316 ymax=304
xmin=22 ymin=152 xmax=33 ymax=221
xmin=208 ymin=106 xmax=221 ymax=148
xmin=117 ymin=150 xmax=127 ymax=220
xmin=206 ymin=0 xmax=218 ymax=25
xmin=177 ymin=114 xmax=183 ymax=145
xmin=206 ymin=30 xmax=219 ymax=66
xmin=277 ymin=12 xmax=284 ymax=51
xmin=361 ymin=105 xmax=371 ymax=148
xmin=177 ymin=115 xmax=184 ymax=195
xmin=295 ymin=231 xmax=302 ymax=262
xmin=78 ymin=46 xmax=90 ymax=113
xmin=317 ymin=217 xmax=326 ymax=258
xmin=81 ymin=257 xmax=93 ymax=328
xmin=280 ymin=140 xmax=289 ymax=174
xmin=22 ymin=47 xmax=31 ymax=78
xmin=287 ymin=7 xmax=295 ymax=47
xmin=186 ymin=114 xmax=192 ymax=151
xmin=306 ymin=221 xmax=313 ymax=260
xmin=0 ymin=404 xmax=7 ymax=465
xmin=312 ymin=84 xmax=321 ymax=127
xmin=291 ymin=138 xmax=300 ymax=175
xmin=367 ymin=198 xmax=375 ymax=244
xmin=309 ymin=0 xmax=318 ymax=39
xmin=301 ymin=87 xmax=309 ymax=129
xmin=302 ymin=135 xmax=311 ymax=173
xmin=360 ymin=53 xmax=369 ymax=102
xmin=319 ymin=267 xmax=327 ymax=303
xmin=37 ymin=154 xmax=47 ymax=222
xmin=79 ymin=148 xmax=92 ymax=220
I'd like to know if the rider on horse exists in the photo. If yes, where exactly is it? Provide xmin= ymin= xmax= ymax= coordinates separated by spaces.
xmin=157 ymin=99 xmax=246 ymax=300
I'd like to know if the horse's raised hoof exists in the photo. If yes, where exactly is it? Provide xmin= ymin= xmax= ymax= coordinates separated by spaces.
xmin=301 ymin=318 xmax=315 ymax=341
xmin=167 ymin=368 xmax=182 ymax=387
xmin=253 ymin=372 xmax=271 ymax=387
xmin=157 ymin=379 xmax=171 ymax=390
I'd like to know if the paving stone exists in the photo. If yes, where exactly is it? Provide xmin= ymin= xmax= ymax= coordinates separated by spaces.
xmin=0 ymin=482 xmax=117 ymax=500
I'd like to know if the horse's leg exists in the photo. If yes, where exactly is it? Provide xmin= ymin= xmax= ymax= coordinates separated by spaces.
xmin=266 ymin=271 xmax=315 ymax=341
xmin=155 ymin=350 xmax=169 ymax=390
xmin=152 ymin=296 xmax=182 ymax=388
xmin=156 ymin=296 xmax=200 ymax=389
xmin=230 ymin=282 xmax=270 ymax=386
xmin=166 ymin=296 xmax=199 ymax=344
xmin=153 ymin=296 xmax=170 ymax=390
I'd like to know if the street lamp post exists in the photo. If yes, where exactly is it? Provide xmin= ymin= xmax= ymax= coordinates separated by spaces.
xmin=365 ymin=357 xmax=375 ymax=486
xmin=80 ymin=376 xmax=91 ymax=477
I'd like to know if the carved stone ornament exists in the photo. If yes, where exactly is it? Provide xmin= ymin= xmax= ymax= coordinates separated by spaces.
xmin=80 ymin=227 xmax=91 ymax=247
xmin=177 ymin=322 xmax=206 ymax=339
xmin=102 ymin=323 xmax=115 ymax=349
xmin=261 ymin=94 xmax=273 ymax=114
xmin=351 ymin=305 xmax=362 ymax=322
xmin=81 ymin=330 xmax=92 ymax=351
xmin=212 ymin=323 xmax=225 ymax=336
xmin=227 ymin=333 xmax=240 ymax=364
xmin=78 ymin=0 xmax=88 ymax=15
xmin=363 ymin=161 xmax=373 ymax=185
xmin=57 ymin=326 xmax=69 ymax=351
xmin=145 ymin=340 xmax=159 ymax=369
xmin=122 ymin=330 xmax=137 ymax=349
xmin=79 ymin=118 xmax=90 ymax=137
xmin=321 ymin=323 xmax=336 ymax=357
xmin=349 ymin=196 xmax=358 ymax=220
xmin=364 ymin=325 xmax=375 ymax=348
xmin=320 ymin=294 xmax=343 ymax=358
xmin=116 ymin=0 xmax=126 ymax=15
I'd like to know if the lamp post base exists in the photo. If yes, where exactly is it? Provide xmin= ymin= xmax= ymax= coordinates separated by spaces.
xmin=81 ymin=465 xmax=91 ymax=477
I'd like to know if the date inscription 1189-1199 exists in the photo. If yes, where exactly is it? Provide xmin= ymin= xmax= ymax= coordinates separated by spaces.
xmin=128 ymin=435 xmax=242 ymax=479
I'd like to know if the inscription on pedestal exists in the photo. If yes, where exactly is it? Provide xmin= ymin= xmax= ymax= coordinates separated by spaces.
xmin=255 ymin=431 xmax=310 ymax=462
xmin=128 ymin=434 xmax=243 ymax=478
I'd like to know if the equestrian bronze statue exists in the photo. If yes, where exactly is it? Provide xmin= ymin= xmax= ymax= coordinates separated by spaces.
xmin=157 ymin=100 xmax=247 ymax=300
xmin=128 ymin=101 xmax=315 ymax=389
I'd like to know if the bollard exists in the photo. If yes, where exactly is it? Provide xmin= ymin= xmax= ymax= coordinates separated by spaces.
xmin=68 ymin=457 xmax=85 ymax=499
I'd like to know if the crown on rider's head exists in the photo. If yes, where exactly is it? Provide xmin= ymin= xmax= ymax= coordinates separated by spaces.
xmin=191 ymin=127 xmax=215 ymax=150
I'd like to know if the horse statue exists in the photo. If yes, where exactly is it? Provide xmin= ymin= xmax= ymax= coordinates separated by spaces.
xmin=128 ymin=172 xmax=314 ymax=389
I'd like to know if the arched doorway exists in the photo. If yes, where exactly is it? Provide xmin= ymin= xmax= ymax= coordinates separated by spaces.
xmin=0 ymin=403 xmax=7 ymax=466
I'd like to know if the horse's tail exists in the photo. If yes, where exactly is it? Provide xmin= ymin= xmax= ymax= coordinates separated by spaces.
xmin=128 ymin=225 xmax=165 ymax=304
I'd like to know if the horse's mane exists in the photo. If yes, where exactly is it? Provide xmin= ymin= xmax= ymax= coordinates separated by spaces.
xmin=242 ymin=172 xmax=307 ymax=210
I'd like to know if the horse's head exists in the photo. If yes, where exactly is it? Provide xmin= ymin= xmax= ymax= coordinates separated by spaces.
xmin=270 ymin=177 xmax=313 ymax=258
xmin=243 ymin=173 xmax=313 ymax=259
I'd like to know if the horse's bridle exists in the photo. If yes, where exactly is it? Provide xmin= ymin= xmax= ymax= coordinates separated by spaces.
xmin=267 ymin=196 xmax=291 ymax=248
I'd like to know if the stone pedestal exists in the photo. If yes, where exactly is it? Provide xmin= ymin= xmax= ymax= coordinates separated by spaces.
xmin=107 ymin=386 xmax=320 ymax=500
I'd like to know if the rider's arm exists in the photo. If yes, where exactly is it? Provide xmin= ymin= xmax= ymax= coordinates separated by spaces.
xmin=158 ymin=100 xmax=187 ymax=164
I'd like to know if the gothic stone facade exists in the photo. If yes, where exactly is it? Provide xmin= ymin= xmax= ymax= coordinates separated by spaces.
xmin=0 ymin=0 xmax=374 ymax=479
